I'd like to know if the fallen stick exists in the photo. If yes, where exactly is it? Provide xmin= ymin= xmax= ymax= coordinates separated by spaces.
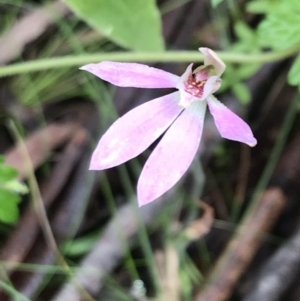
xmin=194 ymin=187 xmax=286 ymax=301
xmin=50 ymin=199 xmax=172 ymax=301
xmin=50 ymin=165 xmax=204 ymax=301
xmin=241 ymin=132 xmax=300 ymax=301
xmin=242 ymin=223 xmax=300 ymax=301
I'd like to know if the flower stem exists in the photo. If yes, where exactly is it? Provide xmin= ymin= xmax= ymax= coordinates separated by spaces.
xmin=1 ymin=43 xmax=300 ymax=77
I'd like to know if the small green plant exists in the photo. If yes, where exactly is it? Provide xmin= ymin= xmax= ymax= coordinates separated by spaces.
xmin=247 ymin=0 xmax=300 ymax=87
xmin=0 ymin=156 xmax=28 ymax=224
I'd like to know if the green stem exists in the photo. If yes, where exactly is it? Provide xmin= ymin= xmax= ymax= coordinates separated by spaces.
xmin=1 ymin=42 xmax=300 ymax=77
xmin=0 ymin=280 xmax=31 ymax=301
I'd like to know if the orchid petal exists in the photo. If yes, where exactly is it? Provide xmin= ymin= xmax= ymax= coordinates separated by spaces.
xmin=199 ymin=48 xmax=226 ymax=77
xmin=177 ymin=64 xmax=196 ymax=107
xmin=207 ymin=95 xmax=257 ymax=146
xmin=90 ymin=92 xmax=183 ymax=170
xmin=176 ymin=63 xmax=193 ymax=90
xmin=137 ymin=101 xmax=207 ymax=206
xmin=80 ymin=61 xmax=179 ymax=88
xmin=200 ymin=76 xmax=222 ymax=100
xmin=179 ymin=90 xmax=197 ymax=108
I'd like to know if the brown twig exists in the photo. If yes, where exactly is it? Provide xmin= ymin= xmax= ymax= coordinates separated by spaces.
xmin=240 ymin=131 xmax=300 ymax=301
xmin=242 ymin=223 xmax=300 ymax=301
xmin=49 ymin=199 xmax=171 ymax=301
xmin=49 ymin=166 xmax=205 ymax=301
xmin=194 ymin=187 xmax=286 ymax=301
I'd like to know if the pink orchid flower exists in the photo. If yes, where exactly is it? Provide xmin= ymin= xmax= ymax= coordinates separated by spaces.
xmin=80 ymin=48 xmax=257 ymax=206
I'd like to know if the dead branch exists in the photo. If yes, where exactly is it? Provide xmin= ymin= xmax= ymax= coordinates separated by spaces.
xmin=242 ymin=223 xmax=300 ymax=301
xmin=50 ymin=199 xmax=172 ymax=301
xmin=50 ymin=161 xmax=204 ymax=301
xmin=240 ymin=132 xmax=300 ymax=301
xmin=194 ymin=187 xmax=286 ymax=301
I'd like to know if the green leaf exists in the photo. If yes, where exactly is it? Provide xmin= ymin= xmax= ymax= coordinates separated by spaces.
xmin=61 ymin=231 xmax=101 ymax=256
xmin=0 ymin=188 xmax=20 ymax=223
xmin=211 ymin=0 xmax=224 ymax=8
xmin=247 ymin=0 xmax=280 ymax=14
xmin=0 ymin=159 xmax=27 ymax=223
xmin=232 ymin=82 xmax=251 ymax=104
xmin=63 ymin=0 xmax=164 ymax=51
xmin=234 ymin=21 xmax=255 ymax=43
xmin=237 ymin=63 xmax=261 ymax=80
xmin=0 ymin=163 xmax=18 ymax=182
xmin=232 ymin=21 xmax=260 ymax=53
xmin=288 ymin=54 xmax=300 ymax=86
xmin=3 ymin=180 xmax=28 ymax=195
xmin=256 ymin=0 xmax=300 ymax=50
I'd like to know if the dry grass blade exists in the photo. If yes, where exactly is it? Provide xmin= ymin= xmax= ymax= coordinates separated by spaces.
xmin=50 ymin=196 xmax=177 ymax=301
xmin=5 ymin=122 xmax=77 ymax=180
xmin=0 ymin=0 xmax=69 ymax=65
xmin=0 ymin=127 xmax=88 ymax=267
xmin=155 ymin=244 xmax=181 ymax=301
xmin=52 ymin=201 xmax=163 ymax=301
xmin=185 ymin=201 xmax=214 ymax=241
